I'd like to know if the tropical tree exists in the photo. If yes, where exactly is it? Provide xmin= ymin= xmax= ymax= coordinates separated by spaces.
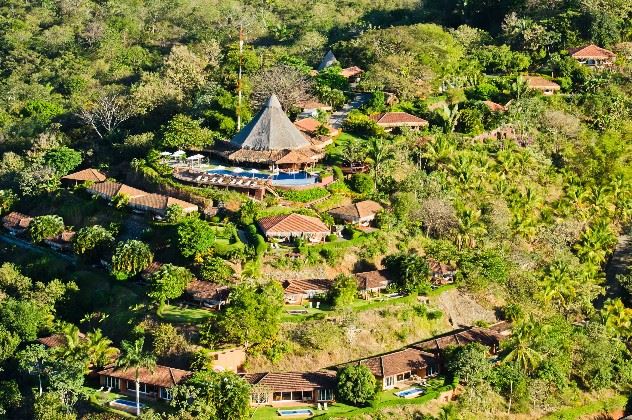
xmin=116 ymin=338 xmax=156 ymax=416
xmin=503 ymin=320 xmax=543 ymax=374
xmin=438 ymin=104 xmax=460 ymax=133
xmin=111 ymin=240 xmax=154 ymax=279
xmin=383 ymin=252 xmax=431 ymax=294
xmin=601 ymin=299 xmax=632 ymax=338
xmin=177 ymin=217 xmax=216 ymax=258
xmin=52 ymin=324 xmax=88 ymax=367
xmin=73 ymin=225 xmax=114 ymax=259
xmin=446 ymin=342 xmax=491 ymax=384
xmin=84 ymin=329 xmax=118 ymax=370
xmin=336 ymin=365 xmax=377 ymax=406
xmin=456 ymin=206 xmax=486 ymax=249
xmin=328 ymin=274 xmax=358 ymax=308
xmin=539 ymin=261 xmax=579 ymax=313
xmin=43 ymin=146 xmax=82 ymax=176
xmin=365 ymin=136 xmax=394 ymax=190
xmin=29 ymin=215 xmax=64 ymax=243
xmin=148 ymin=264 xmax=194 ymax=306
xmin=422 ymin=135 xmax=456 ymax=170
xmin=18 ymin=344 xmax=50 ymax=396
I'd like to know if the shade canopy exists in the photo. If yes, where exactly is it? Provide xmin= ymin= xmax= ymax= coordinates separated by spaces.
xmin=214 ymin=165 xmax=225 ymax=170
xmin=188 ymin=154 xmax=205 ymax=160
xmin=232 ymin=167 xmax=244 ymax=173
xmin=160 ymin=152 xmax=172 ymax=156
xmin=229 ymin=95 xmax=310 ymax=152
xmin=172 ymin=150 xmax=186 ymax=156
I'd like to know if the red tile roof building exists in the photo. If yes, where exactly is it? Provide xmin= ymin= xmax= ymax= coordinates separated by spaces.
xmin=243 ymin=371 xmax=336 ymax=405
xmin=328 ymin=200 xmax=383 ymax=225
xmin=282 ymin=278 xmax=332 ymax=304
xmin=98 ymin=364 xmax=191 ymax=401
xmin=257 ymin=213 xmax=330 ymax=243
xmin=61 ymin=168 xmax=107 ymax=183
xmin=355 ymin=270 xmax=391 ymax=299
xmin=569 ymin=44 xmax=615 ymax=67
xmin=2 ymin=212 xmax=32 ymax=234
xmin=523 ymin=76 xmax=561 ymax=95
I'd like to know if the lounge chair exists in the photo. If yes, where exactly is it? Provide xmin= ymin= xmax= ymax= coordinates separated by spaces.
xmin=195 ymin=175 xmax=202 ymax=181
xmin=97 ymin=386 xmax=104 ymax=392
xmin=105 ymin=387 xmax=111 ymax=393
xmin=243 ymin=181 xmax=251 ymax=187
xmin=229 ymin=180 xmax=237 ymax=185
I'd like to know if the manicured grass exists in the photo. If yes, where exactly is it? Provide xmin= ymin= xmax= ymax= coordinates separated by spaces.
xmin=214 ymin=238 xmax=245 ymax=256
xmin=324 ymin=132 xmax=367 ymax=166
xmin=158 ymin=304 xmax=214 ymax=323
xmin=251 ymin=402 xmax=357 ymax=420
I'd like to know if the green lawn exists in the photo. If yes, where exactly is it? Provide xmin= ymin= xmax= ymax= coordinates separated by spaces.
xmin=158 ymin=304 xmax=214 ymax=323
xmin=251 ymin=402 xmax=357 ymax=420
xmin=324 ymin=132 xmax=367 ymax=166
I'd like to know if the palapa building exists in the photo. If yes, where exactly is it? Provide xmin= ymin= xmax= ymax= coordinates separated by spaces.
xmin=216 ymin=95 xmax=326 ymax=171
xmin=569 ymin=44 xmax=615 ymax=67
xmin=523 ymin=75 xmax=560 ymax=95
xmin=61 ymin=168 xmax=107 ymax=185
xmin=328 ymin=200 xmax=383 ymax=226
xmin=370 ymin=112 xmax=429 ymax=132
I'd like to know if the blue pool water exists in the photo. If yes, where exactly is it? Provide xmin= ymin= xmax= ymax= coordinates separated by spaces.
xmin=111 ymin=399 xmax=146 ymax=408
xmin=207 ymin=169 xmax=318 ymax=186
xmin=277 ymin=408 xmax=313 ymax=416
xmin=395 ymin=388 xmax=425 ymax=398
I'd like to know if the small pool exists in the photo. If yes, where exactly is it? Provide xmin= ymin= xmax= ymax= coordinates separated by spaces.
xmin=277 ymin=408 xmax=313 ymax=417
xmin=110 ymin=399 xmax=146 ymax=408
xmin=207 ymin=169 xmax=318 ymax=186
xmin=395 ymin=388 xmax=425 ymax=398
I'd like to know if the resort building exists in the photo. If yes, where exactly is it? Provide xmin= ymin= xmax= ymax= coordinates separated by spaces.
xmin=98 ymin=364 xmax=191 ymax=401
xmin=87 ymin=181 xmax=146 ymax=201
xmin=216 ymin=95 xmax=325 ymax=172
xmin=2 ymin=211 xmax=32 ymax=235
xmin=569 ymin=44 xmax=616 ymax=67
xmin=369 ymin=112 xmax=429 ymax=132
xmin=355 ymin=270 xmax=392 ymax=300
xmin=328 ymin=200 xmax=383 ymax=226
xmin=294 ymin=117 xmax=339 ymax=138
xmin=244 ymin=371 xmax=336 ymax=406
xmin=173 ymin=168 xmax=269 ymax=201
xmin=257 ymin=213 xmax=330 ymax=243
xmin=316 ymin=50 xmax=363 ymax=85
xmin=295 ymin=100 xmax=333 ymax=119
xmin=413 ymin=326 xmax=505 ymax=358
xmin=342 ymin=348 xmax=438 ymax=390
xmin=184 ymin=280 xmax=230 ymax=310
xmin=282 ymin=278 xmax=332 ymax=304
xmin=38 ymin=332 xmax=86 ymax=348
xmin=523 ymin=76 xmax=560 ymax=95
xmin=428 ymin=259 xmax=457 ymax=287
xmin=61 ymin=168 xmax=107 ymax=185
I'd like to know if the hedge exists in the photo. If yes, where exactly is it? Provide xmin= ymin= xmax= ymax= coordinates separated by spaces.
xmin=279 ymin=187 xmax=329 ymax=203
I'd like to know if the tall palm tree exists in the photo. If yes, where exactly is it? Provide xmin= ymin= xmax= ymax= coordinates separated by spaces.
xmin=365 ymin=136 xmax=394 ymax=190
xmin=503 ymin=320 xmax=543 ymax=374
xmin=85 ymin=329 xmax=118 ymax=370
xmin=422 ymin=135 xmax=456 ymax=170
xmin=53 ymin=324 xmax=88 ymax=365
xmin=539 ymin=261 xmax=578 ymax=312
xmin=117 ymin=338 xmax=156 ymax=416
xmin=601 ymin=299 xmax=632 ymax=338
xmin=456 ymin=206 xmax=486 ymax=249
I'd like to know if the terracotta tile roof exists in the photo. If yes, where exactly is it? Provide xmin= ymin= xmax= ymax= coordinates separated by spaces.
xmin=283 ymin=278 xmax=332 ymax=295
xmin=2 ymin=212 xmax=32 ymax=229
xmin=274 ymin=148 xmax=322 ymax=165
xmin=296 ymin=100 xmax=332 ymax=111
xmin=87 ymin=181 xmax=146 ymax=200
xmin=46 ymin=231 xmax=76 ymax=244
xmin=295 ymin=118 xmax=325 ymax=134
xmin=258 ymin=213 xmax=330 ymax=235
xmin=328 ymin=200 xmax=383 ymax=221
xmin=370 ymin=112 xmax=429 ymax=127
xmin=129 ymin=193 xmax=198 ymax=213
xmin=341 ymin=66 xmax=363 ymax=78
xmin=482 ymin=101 xmax=506 ymax=112
xmin=185 ymin=280 xmax=230 ymax=301
xmin=61 ymin=168 xmax=107 ymax=183
xmin=355 ymin=270 xmax=391 ymax=290
xmin=348 ymin=348 xmax=436 ymax=378
xmin=412 ymin=326 xmax=504 ymax=353
xmin=98 ymin=364 xmax=192 ymax=388
xmin=523 ymin=76 xmax=560 ymax=90
xmin=243 ymin=371 xmax=336 ymax=391
xmin=569 ymin=44 xmax=615 ymax=59
xmin=37 ymin=332 xmax=86 ymax=348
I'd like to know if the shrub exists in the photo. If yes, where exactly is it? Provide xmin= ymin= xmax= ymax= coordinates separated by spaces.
xmin=328 ymin=274 xmax=358 ymax=307
xmin=29 ymin=215 xmax=64 ymax=243
xmin=349 ymin=173 xmax=374 ymax=194
xmin=337 ymin=365 xmax=377 ymax=406
xmin=279 ymin=187 xmax=329 ymax=203
xmin=199 ymin=256 xmax=234 ymax=283
xmin=326 ymin=234 xmax=338 ymax=242
xmin=332 ymin=166 xmax=344 ymax=180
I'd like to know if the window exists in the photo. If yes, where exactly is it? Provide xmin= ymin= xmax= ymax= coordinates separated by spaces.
xmin=126 ymin=381 xmax=157 ymax=394
xmin=252 ymin=391 xmax=269 ymax=404
xmin=160 ymin=388 xmax=172 ymax=401
xmin=302 ymin=391 xmax=313 ymax=401
xmin=105 ymin=376 xmax=119 ymax=391
xmin=385 ymin=376 xmax=395 ymax=388
xmin=318 ymin=388 xmax=333 ymax=401
xmin=281 ymin=392 xmax=292 ymax=401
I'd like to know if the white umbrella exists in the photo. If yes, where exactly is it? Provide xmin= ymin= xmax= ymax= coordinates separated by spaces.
xmin=189 ymin=154 xmax=205 ymax=160
xmin=160 ymin=152 xmax=172 ymax=156
xmin=173 ymin=150 xmax=186 ymax=157
xmin=232 ymin=167 xmax=244 ymax=174
xmin=248 ymin=168 xmax=260 ymax=178
xmin=214 ymin=165 xmax=225 ymax=171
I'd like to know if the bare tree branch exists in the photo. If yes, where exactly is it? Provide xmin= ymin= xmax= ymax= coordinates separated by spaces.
xmin=250 ymin=65 xmax=314 ymax=112
xmin=77 ymin=94 xmax=133 ymax=139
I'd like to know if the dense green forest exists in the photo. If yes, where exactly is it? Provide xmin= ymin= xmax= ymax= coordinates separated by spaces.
xmin=0 ymin=0 xmax=632 ymax=419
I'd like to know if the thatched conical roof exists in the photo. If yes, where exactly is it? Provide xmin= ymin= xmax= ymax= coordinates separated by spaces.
xmin=317 ymin=50 xmax=338 ymax=71
xmin=230 ymin=95 xmax=310 ymax=151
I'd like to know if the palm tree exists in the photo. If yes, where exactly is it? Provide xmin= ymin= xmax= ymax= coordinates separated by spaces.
xmin=422 ymin=135 xmax=456 ymax=170
xmin=365 ymin=136 xmax=394 ymax=190
xmin=503 ymin=320 xmax=543 ymax=373
xmin=438 ymin=104 xmax=460 ymax=133
xmin=53 ymin=324 xmax=88 ymax=365
xmin=539 ymin=261 xmax=578 ymax=312
xmin=117 ymin=338 xmax=156 ymax=416
xmin=601 ymin=299 xmax=632 ymax=338
xmin=456 ymin=206 xmax=486 ymax=249
xmin=85 ymin=329 xmax=118 ymax=370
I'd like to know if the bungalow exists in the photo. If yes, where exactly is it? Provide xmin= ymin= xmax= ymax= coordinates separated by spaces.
xmin=428 ymin=259 xmax=457 ymax=287
xmin=294 ymin=117 xmax=339 ymax=138
xmin=257 ymin=213 xmax=330 ymax=243
xmin=328 ymin=200 xmax=383 ymax=226
xmin=343 ymin=347 xmax=438 ymax=390
xmin=61 ymin=168 xmax=107 ymax=185
xmin=569 ymin=44 xmax=615 ymax=67
xmin=341 ymin=66 xmax=364 ymax=85
xmin=128 ymin=193 xmax=198 ymax=216
xmin=523 ymin=76 xmax=560 ymax=95
xmin=412 ymin=326 xmax=505 ymax=358
xmin=283 ymin=278 xmax=332 ymax=304
xmin=86 ymin=181 xmax=146 ymax=201
xmin=244 ymin=371 xmax=336 ymax=406
xmin=184 ymin=279 xmax=230 ymax=310
xmin=2 ymin=212 xmax=32 ymax=235
xmin=295 ymin=100 xmax=333 ymax=118
xmin=44 ymin=231 xmax=75 ymax=252
xmin=98 ymin=364 xmax=191 ymax=401
xmin=369 ymin=112 xmax=429 ymax=132
xmin=355 ymin=270 xmax=391 ymax=300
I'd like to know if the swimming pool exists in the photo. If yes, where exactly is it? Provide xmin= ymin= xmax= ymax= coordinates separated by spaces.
xmin=277 ymin=408 xmax=313 ymax=417
xmin=395 ymin=388 xmax=425 ymax=398
xmin=110 ymin=399 xmax=146 ymax=408
xmin=207 ymin=169 xmax=318 ymax=186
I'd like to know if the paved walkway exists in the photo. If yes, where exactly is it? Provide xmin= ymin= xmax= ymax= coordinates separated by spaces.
xmin=600 ymin=232 xmax=632 ymax=306
xmin=329 ymin=93 xmax=372 ymax=129
xmin=0 ymin=234 xmax=77 ymax=263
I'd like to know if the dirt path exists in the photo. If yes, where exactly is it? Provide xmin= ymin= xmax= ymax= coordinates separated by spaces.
xmin=600 ymin=231 xmax=632 ymax=306
xmin=329 ymin=93 xmax=371 ymax=129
